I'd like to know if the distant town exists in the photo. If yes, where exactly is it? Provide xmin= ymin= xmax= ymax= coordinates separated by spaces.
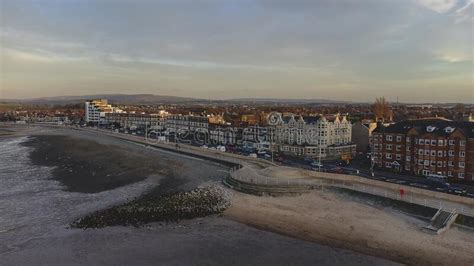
xmin=1 ymin=96 xmax=473 ymax=189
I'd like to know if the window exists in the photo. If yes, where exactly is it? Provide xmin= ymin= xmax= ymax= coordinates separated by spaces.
xmin=373 ymin=144 xmax=378 ymax=150
xmin=431 ymin=150 xmax=436 ymax=156
xmin=407 ymin=146 xmax=411 ymax=151
xmin=396 ymin=154 xmax=402 ymax=160
xmin=448 ymin=171 xmax=452 ymax=177
xmin=396 ymin=145 xmax=401 ymax=151
xmin=386 ymin=144 xmax=392 ymax=150
xmin=425 ymin=139 xmax=430 ymax=145
xmin=418 ymin=149 xmax=424 ymax=155
xmin=419 ymin=159 xmax=423 ymax=165
xmin=438 ymin=140 xmax=444 ymax=146
xmin=449 ymin=140 xmax=454 ymax=145
xmin=430 ymin=161 xmax=436 ymax=167
xmin=386 ymin=153 xmax=392 ymax=159
xmin=459 ymin=173 xmax=464 ymax=179
xmin=425 ymin=150 xmax=430 ymax=156
xmin=449 ymin=150 xmax=454 ymax=156
xmin=437 ymin=161 xmax=443 ymax=167
xmin=405 ymin=165 xmax=410 ymax=171
xmin=406 ymin=156 xmax=411 ymax=161
xmin=386 ymin=135 xmax=393 ymax=141
xmin=431 ymin=140 xmax=437 ymax=146
xmin=460 ymin=151 xmax=465 ymax=157
xmin=396 ymin=136 xmax=402 ymax=142
xmin=385 ymin=162 xmax=392 ymax=168
xmin=460 ymin=140 xmax=466 ymax=146
xmin=424 ymin=160 xmax=430 ymax=166
xmin=419 ymin=139 xmax=424 ymax=145
xmin=437 ymin=151 xmax=443 ymax=157
xmin=448 ymin=161 xmax=453 ymax=167
xmin=406 ymin=137 xmax=411 ymax=142
xmin=459 ymin=162 xmax=465 ymax=168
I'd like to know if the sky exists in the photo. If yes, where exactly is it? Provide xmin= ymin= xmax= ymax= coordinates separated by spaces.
xmin=0 ymin=0 xmax=472 ymax=103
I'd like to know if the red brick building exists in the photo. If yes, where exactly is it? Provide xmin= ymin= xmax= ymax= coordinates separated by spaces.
xmin=371 ymin=119 xmax=474 ymax=182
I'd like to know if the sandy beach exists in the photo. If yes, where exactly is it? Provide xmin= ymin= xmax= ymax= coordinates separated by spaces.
xmin=0 ymin=124 xmax=399 ymax=265
xmin=225 ymin=190 xmax=474 ymax=265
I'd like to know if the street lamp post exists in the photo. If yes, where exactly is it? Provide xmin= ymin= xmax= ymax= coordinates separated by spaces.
xmin=370 ymin=153 xmax=375 ymax=177
xmin=318 ymin=146 xmax=322 ymax=172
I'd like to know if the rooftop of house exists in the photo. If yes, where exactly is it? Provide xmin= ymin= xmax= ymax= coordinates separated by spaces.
xmin=373 ymin=118 xmax=474 ymax=138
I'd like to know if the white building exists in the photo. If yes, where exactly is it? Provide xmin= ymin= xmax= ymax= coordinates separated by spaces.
xmin=85 ymin=99 xmax=122 ymax=123
xmin=165 ymin=114 xmax=209 ymax=133
xmin=104 ymin=112 xmax=167 ymax=129
xmin=270 ymin=113 xmax=355 ymax=159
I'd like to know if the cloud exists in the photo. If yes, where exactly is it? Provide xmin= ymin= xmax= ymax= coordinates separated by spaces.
xmin=417 ymin=0 xmax=458 ymax=13
xmin=454 ymin=0 xmax=474 ymax=23
xmin=0 ymin=0 xmax=471 ymax=102
xmin=435 ymin=52 xmax=471 ymax=62
xmin=2 ymin=48 xmax=89 ymax=63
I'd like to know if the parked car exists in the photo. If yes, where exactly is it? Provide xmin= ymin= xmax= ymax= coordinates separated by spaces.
xmin=372 ymin=175 xmax=387 ymax=181
xmin=434 ymin=186 xmax=449 ymax=192
xmin=327 ymin=167 xmax=344 ymax=174
xmin=311 ymin=162 xmax=323 ymax=168
xmin=448 ymin=185 xmax=467 ymax=195
xmin=409 ymin=183 xmax=429 ymax=189
xmin=466 ymin=190 xmax=474 ymax=198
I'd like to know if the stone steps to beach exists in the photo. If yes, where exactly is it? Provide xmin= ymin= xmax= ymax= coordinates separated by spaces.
xmin=424 ymin=208 xmax=458 ymax=234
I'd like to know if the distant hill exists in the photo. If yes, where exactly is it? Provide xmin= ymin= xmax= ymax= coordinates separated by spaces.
xmin=1 ymin=95 xmax=355 ymax=105
xmin=0 ymin=94 xmax=201 ymax=105
xmin=227 ymin=98 xmax=353 ymax=104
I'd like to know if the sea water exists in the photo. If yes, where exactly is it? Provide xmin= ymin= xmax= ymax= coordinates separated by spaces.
xmin=0 ymin=136 xmax=157 ymax=255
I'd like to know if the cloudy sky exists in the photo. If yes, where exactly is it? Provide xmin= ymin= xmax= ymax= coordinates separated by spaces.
xmin=0 ymin=0 xmax=472 ymax=102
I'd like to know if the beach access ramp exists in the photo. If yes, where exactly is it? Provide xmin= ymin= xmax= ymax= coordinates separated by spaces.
xmin=424 ymin=208 xmax=458 ymax=234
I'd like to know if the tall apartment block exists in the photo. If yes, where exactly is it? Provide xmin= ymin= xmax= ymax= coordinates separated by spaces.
xmin=371 ymin=118 xmax=474 ymax=181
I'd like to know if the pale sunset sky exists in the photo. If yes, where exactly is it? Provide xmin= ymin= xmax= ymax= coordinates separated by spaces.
xmin=0 ymin=0 xmax=473 ymax=102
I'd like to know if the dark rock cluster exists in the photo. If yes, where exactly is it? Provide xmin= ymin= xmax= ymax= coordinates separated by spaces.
xmin=72 ymin=185 xmax=232 ymax=229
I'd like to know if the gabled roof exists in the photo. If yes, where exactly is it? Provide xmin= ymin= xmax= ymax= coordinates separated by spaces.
xmin=303 ymin=116 xmax=321 ymax=124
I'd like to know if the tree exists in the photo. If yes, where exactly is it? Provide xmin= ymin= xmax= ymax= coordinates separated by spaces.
xmin=373 ymin=97 xmax=392 ymax=122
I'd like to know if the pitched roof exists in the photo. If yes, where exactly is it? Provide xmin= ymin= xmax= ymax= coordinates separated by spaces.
xmin=303 ymin=116 xmax=321 ymax=124
xmin=373 ymin=119 xmax=474 ymax=138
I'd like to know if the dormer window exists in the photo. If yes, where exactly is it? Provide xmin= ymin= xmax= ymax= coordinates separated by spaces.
xmin=444 ymin=127 xmax=455 ymax=133
xmin=426 ymin=126 xmax=436 ymax=132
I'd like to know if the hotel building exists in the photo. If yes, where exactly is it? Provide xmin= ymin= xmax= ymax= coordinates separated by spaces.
xmin=85 ymin=99 xmax=123 ymax=123
xmin=270 ymin=113 xmax=356 ymax=160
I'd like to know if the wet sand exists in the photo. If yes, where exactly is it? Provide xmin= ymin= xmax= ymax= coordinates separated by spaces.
xmin=22 ymin=135 xmax=171 ymax=193
xmin=1 ymin=217 xmax=398 ymax=266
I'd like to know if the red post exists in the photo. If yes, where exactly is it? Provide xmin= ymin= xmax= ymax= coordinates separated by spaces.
xmin=399 ymin=188 xmax=405 ymax=200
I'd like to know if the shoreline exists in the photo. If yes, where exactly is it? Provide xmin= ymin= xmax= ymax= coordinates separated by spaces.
xmin=0 ymin=126 xmax=401 ymax=265
xmin=21 ymin=135 xmax=162 ymax=193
